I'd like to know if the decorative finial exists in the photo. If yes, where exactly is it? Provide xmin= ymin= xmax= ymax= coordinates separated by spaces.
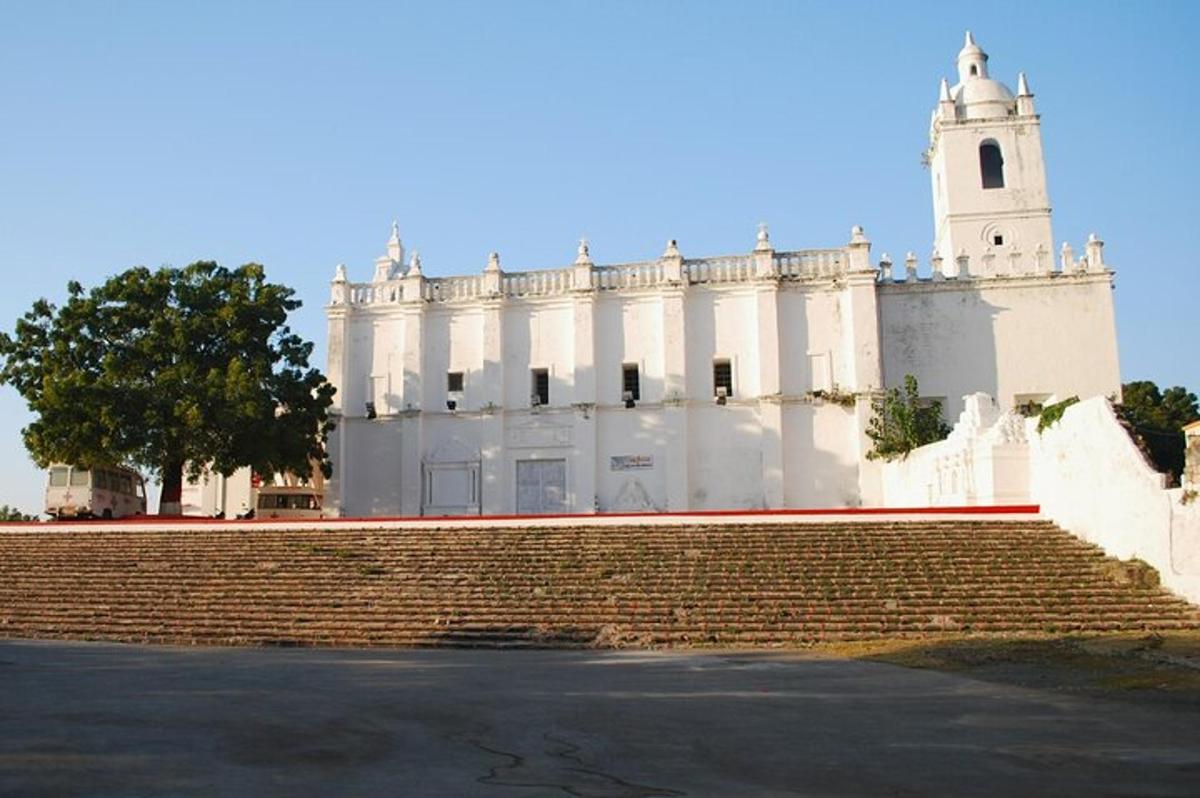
xmin=333 ymin=263 xmax=348 ymax=283
xmin=964 ymin=30 xmax=975 ymax=47
xmin=575 ymin=237 xmax=592 ymax=265
xmin=1017 ymin=72 xmax=1032 ymax=97
xmin=939 ymin=77 xmax=952 ymax=102
xmin=486 ymin=251 xmax=501 ymax=272
xmin=386 ymin=221 xmax=403 ymax=262
xmin=755 ymin=223 xmax=771 ymax=251
xmin=408 ymin=251 xmax=422 ymax=276
xmin=849 ymin=225 xmax=869 ymax=246
xmin=662 ymin=239 xmax=681 ymax=258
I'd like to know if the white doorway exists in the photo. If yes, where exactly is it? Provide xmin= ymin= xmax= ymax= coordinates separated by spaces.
xmin=516 ymin=459 xmax=567 ymax=515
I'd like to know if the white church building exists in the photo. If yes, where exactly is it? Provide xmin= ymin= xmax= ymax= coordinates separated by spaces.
xmin=322 ymin=33 xmax=1121 ymax=517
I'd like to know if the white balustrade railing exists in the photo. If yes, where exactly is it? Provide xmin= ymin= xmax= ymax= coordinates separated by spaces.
xmin=501 ymin=267 xmax=573 ymax=298
xmin=774 ymin=250 xmax=846 ymax=279
xmin=685 ymin=255 xmax=754 ymax=284
xmin=592 ymin=261 xmax=664 ymax=290
xmin=424 ymin=275 xmax=482 ymax=302
xmin=336 ymin=247 xmax=865 ymax=306
xmin=347 ymin=282 xmax=402 ymax=304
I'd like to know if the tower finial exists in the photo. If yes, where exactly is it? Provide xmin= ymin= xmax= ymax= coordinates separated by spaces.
xmin=956 ymin=30 xmax=989 ymax=82
xmin=939 ymin=77 xmax=951 ymax=102
xmin=1017 ymin=71 xmax=1031 ymax=96
xmin=386 ymin=220 xmax=403 ymax=262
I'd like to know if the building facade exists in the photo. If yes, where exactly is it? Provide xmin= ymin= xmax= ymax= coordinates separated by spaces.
xmin=323 ymin=34 xmax=1121 ymax=517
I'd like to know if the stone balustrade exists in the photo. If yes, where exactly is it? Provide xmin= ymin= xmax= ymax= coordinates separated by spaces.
xmin=876 ymin=234 xmax=1109 ymax=284
xmin=332 ymin=248 xmax=852 ymax=306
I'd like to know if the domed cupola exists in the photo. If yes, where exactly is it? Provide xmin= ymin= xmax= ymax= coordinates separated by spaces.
xmin=950 ymin=32 xmax=1015 ymax=120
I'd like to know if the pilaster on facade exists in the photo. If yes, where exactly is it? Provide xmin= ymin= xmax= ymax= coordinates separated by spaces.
xmin=571 ymin=278 xmax=598 ymax=513
xmin=754 ymin=232 xmax=785 ymax=506
xmin=478 ymin=292 xmax=507 ymax=513
xmin=660 ymin=282 xmax=689 ymax=510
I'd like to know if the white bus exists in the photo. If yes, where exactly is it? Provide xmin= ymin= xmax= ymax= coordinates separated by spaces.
xmin=45 ymin=464 xmax=147 ymax=520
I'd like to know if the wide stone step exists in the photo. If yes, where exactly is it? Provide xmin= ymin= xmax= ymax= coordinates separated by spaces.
xmin=2 ymin=519 xmax=1195 ymax=649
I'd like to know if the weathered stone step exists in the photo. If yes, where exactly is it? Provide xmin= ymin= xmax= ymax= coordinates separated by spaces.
xmin=2 ymin=519 xmax=1195 ymax=649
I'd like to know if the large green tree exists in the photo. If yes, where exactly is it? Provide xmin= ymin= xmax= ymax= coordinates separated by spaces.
xmin=866 ymin=374 xmax=952 ymax=461
xmin=1119 ymin=380 xmax=1199 ymax=484
xmin=0 ymin=262 xmax=335 ymax=514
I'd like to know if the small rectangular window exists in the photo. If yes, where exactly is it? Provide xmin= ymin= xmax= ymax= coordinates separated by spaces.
xmin=447 ymin=371 xmax=464 ymax=393
xmin=69 ymin=468 xmax=89 ymax=487
xmin=622 ymin=364 xmax=640 ymax=401
xmin=992 ymin=234 xmax=1004 ymax=246
xmin=49 ymin=467 xmax=68 ymax=487
xmin=713 ymin=359 xmax=733 ymax=397
xmin=531 ymin=368 xmax=549 ymax=406
xmin=95 ymin=470 xmax=110 ymax=491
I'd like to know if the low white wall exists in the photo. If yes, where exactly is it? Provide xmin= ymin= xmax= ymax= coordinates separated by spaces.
xmin=1030 ymin=397 xmax=1200 ymax=604
xmin=880 ymin=393 xmax=1030 ymax=507
xmin=880 ymin=394 xmax=1200 ymax=604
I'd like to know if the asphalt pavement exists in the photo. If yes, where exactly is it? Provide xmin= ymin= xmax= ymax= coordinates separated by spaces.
xmin=1 ymin=641 xmax=1198 ymax=797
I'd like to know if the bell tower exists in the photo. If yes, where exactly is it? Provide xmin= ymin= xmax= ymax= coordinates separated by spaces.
xmin=928 ymin=32 xmax=1053 ymax=276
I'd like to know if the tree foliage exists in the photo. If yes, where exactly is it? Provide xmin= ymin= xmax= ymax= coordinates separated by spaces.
xmin=0 ymin=262 xmax=335 ymax=512
xmin=866 ymin=374 xmax=952 ymax=461
xmin=1118 ymin=380 xmax=1199 ymax=483
xmin=0 ymin=505 xmax=37 ymax=522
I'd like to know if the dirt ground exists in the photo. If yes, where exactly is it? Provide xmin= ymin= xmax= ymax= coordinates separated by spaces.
xmin=811 ymin=631 xmax=1200 ymax=704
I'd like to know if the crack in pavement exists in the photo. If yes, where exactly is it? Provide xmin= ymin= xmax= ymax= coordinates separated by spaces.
xmin=449 ymin=728 xmax=685 ymax=797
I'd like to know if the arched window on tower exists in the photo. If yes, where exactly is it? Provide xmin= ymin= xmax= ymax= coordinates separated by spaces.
xmin=979 ymin=141 xmax=1005 ymax=189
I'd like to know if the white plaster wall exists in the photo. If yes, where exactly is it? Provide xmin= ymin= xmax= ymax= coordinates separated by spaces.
xmin=685 ymin=290 xmax=759 ymax=399
xmin=777 ymin=290 xmax=845 ymax=395
xmin=782 ymin=403 xmax=861 ymax=507
xmin=594 ymin=297 xmax=665 ymax=404
xmin=595 ymin=408 xmax=669 ymax=512
xmin=879 ymin=277 xmax=1120 ymax=420
xmin=1030 ymin=398 xmax=1200 ymax=603
xmin=342 ymin=316 xmax=405 ymax=414
xmin=335 ymin=417 xmax=405 ymax=517
xmin=503 ymin=303 xmax=575 ymax=408
xmin=687 ymin=404 xmax=764 ymax=509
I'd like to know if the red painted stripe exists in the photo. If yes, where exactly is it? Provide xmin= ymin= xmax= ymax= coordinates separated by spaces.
xmin=4 ymin=504 xmax=1040 ymax=526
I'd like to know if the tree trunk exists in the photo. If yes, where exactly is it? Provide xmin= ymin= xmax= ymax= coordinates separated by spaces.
xmin=158 ymin=458 xmax=185 ymax=516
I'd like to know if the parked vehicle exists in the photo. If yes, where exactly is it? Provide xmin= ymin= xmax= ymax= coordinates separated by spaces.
xmin=45 ymin=464 xmax=147 ymax=520
xmin=254 ymin=485 xmax=324 ymax=520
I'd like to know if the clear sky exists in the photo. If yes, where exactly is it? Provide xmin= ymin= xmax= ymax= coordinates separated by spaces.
xmin=1 ymin=1 xmax=1196 ymax=514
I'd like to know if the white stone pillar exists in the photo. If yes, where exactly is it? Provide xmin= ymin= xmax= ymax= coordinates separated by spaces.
xmin=754 ymin=261 xmax=785 ymax=509
xmin=324 ymin=304 xmax=350 ymax=515
xmin=399 ymin=302 xmax=425 ymax=515
xmin=661 ymin=287 xmax=690 ymax=510
xmin=843 ymin=234 xmax=885 ymax=505
xmin=479 ymin=298 xmax=507 ymax=513
xmin=572 ymin=287 xmax=598 ymax=513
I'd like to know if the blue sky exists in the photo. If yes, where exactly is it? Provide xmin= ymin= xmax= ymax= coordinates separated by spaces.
xmin=1 ymin=1 xmax=1196 ymax=513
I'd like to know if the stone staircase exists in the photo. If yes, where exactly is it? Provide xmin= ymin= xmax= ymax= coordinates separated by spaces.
xmin=1 ymin=519 xmax=1197 ymax=648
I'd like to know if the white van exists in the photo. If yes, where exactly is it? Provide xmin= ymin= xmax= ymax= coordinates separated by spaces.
xmin=254 ymin=485 xmax=324 ymax=520
xmin=45 ymin=464 xmax=147 ymax=520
